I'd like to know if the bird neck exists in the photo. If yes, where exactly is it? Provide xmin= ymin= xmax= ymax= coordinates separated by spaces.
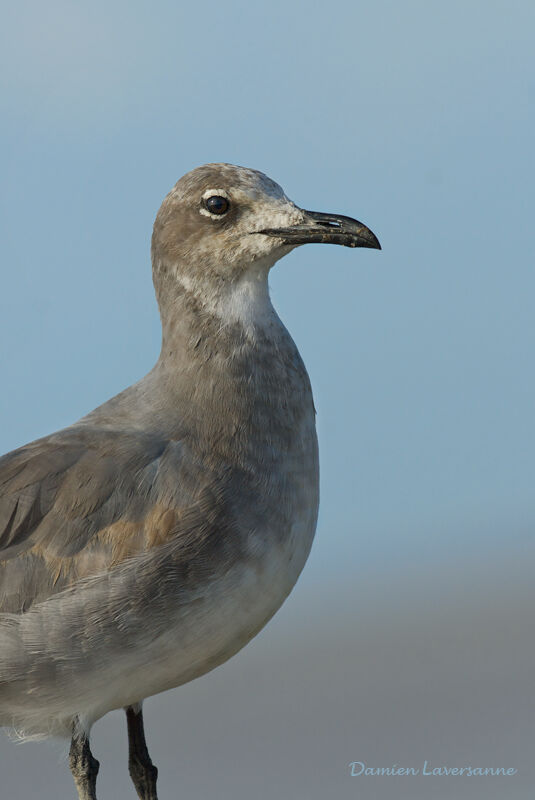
xmin=156 ymin=261 xmax=283 ymax=364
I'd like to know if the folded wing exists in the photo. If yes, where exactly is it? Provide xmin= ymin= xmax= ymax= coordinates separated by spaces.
xmin=0 ymin=425 xmax=179 ymax=613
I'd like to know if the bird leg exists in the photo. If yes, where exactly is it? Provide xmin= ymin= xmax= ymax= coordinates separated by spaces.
xmin=69 ymin=723 xmax=100 ymax=800
xmin=125 ymin=704 xmax=159 ymax=800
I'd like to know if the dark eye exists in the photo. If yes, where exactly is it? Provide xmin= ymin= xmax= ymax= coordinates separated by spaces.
xmin=203 ymin=195 xmax=230 ymax=215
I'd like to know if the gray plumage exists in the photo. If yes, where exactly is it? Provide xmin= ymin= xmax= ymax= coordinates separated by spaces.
xmin=0 ymin=163 xmax=379 ymax=797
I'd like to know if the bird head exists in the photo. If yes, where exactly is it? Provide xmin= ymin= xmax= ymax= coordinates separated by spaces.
xmin=151 ymin=163 xmax=380 ymax=324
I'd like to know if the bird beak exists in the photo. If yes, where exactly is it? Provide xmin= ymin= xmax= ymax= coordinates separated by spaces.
xmin=257 ymin=209 xmax=381 ymax=250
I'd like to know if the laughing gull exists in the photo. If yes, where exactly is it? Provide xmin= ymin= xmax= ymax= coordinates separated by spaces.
xmin=0 ymin=163 xmax=380 ymax=800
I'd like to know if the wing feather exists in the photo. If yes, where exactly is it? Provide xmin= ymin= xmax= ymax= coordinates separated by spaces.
xmin=0 ymin=426 xmax=172 ymax=612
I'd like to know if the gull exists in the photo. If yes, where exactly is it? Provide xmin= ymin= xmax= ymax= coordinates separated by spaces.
xmin=0 ymin=163 xmax=380 ymax=799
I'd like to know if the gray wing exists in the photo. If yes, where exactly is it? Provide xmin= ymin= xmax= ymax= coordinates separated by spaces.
xmin=0 ymin=425 xmax=190 ymax=613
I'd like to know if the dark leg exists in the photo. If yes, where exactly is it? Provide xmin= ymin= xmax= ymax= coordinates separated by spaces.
xmin=125 ymin=704 xmax=159 ymax=800
xmin=69 ymin=723 xmax=99 ymax=800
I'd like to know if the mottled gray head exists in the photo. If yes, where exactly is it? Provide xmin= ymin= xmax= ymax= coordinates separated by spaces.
xmin=152 ymin=163 xmax=380 ymax=322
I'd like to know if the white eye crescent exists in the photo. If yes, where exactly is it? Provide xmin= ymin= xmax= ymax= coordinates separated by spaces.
xmin=200 ymin=189 xmax=231 ymax=218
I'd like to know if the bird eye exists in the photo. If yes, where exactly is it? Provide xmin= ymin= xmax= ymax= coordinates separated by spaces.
xmin=203 ymin=195 xmax=230 ymax=216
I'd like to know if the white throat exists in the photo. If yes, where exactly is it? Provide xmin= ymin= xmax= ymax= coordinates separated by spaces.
xmin=220 ymin=268 xmax=276 ymax=331
xmin=174 ymin=256 xmax=282 ymax=336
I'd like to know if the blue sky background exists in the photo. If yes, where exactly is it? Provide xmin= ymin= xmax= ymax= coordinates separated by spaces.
xmin=1 ymin=2 xmax=534 ymax=798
